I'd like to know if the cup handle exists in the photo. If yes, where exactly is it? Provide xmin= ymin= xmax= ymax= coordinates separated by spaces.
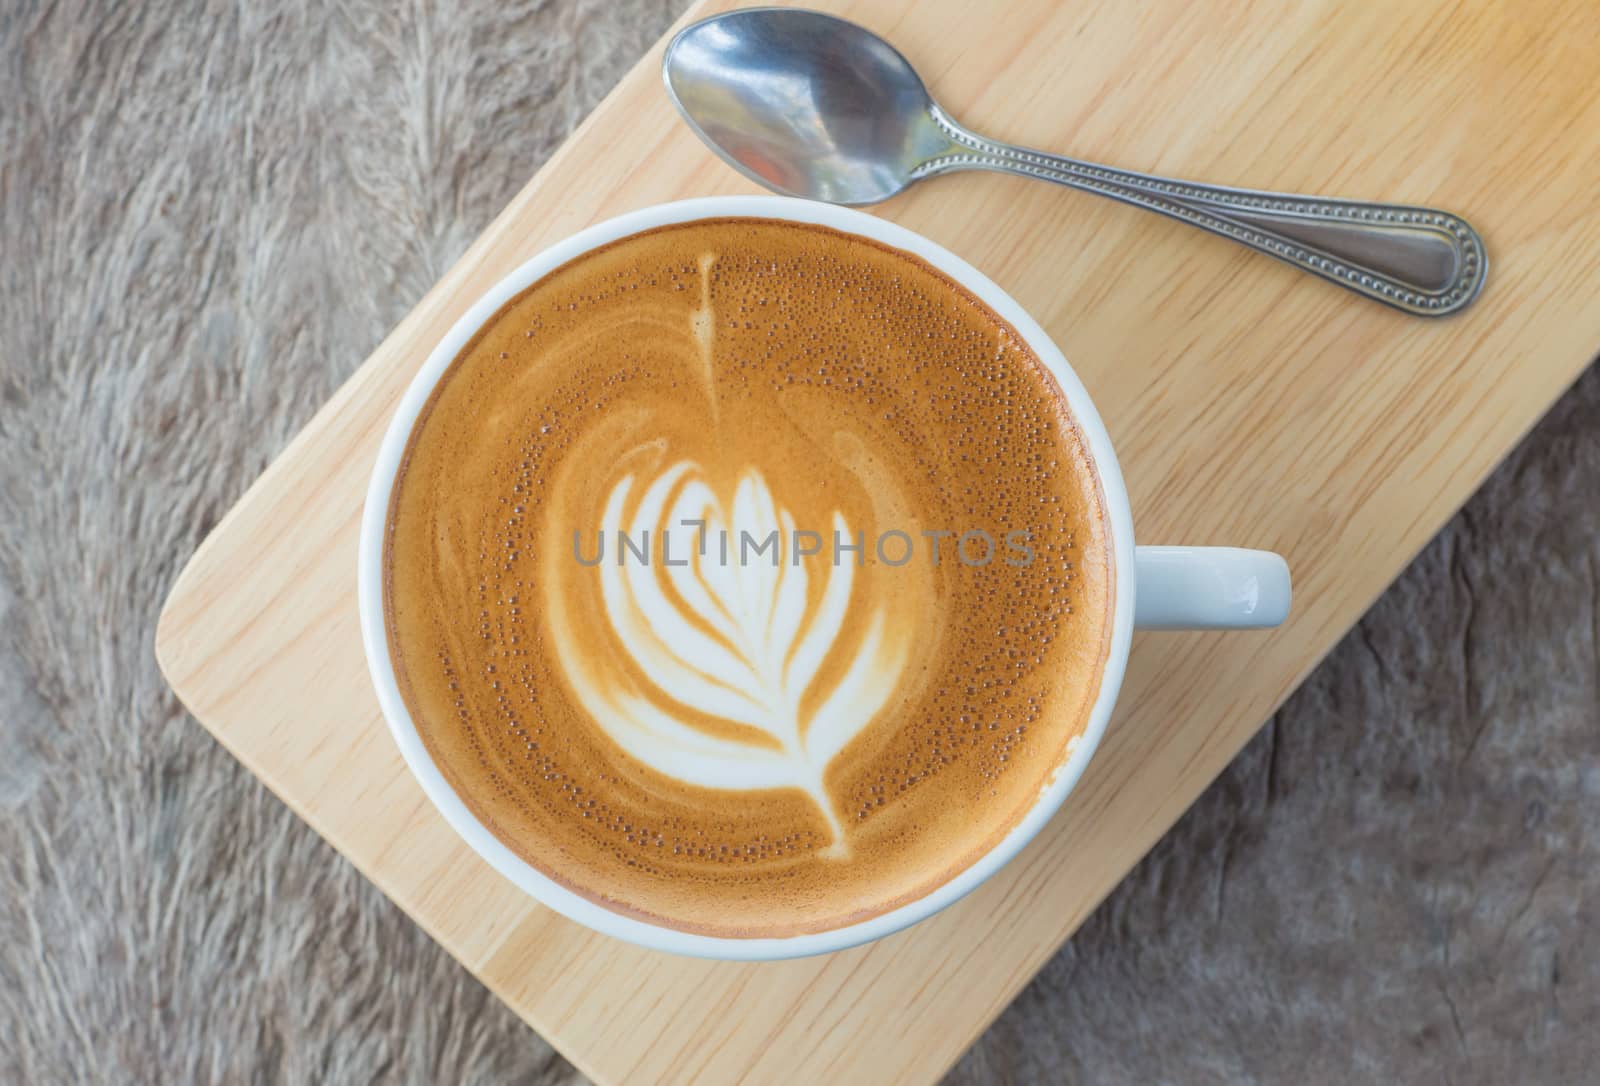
xmin=1133 ymin=546 xmax=1292 ymax=630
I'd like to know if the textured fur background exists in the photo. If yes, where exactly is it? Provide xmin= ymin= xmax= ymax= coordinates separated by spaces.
xmin=2 ymin=2 xmax=1597 ymax=1082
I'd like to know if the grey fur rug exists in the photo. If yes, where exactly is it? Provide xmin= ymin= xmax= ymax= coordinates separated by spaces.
xmin=2 ymin=2 xmax=1596 ymax=1082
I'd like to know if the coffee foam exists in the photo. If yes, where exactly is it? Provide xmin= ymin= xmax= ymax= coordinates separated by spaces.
xmin=550 ymin=460 xmax=909 ymax=855
xmin=385 ymin=219 xmax=1112 ymax=936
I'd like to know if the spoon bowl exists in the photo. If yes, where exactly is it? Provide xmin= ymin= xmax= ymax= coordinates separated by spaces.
xmin=663 ymin=7 xmax=952 ymax=205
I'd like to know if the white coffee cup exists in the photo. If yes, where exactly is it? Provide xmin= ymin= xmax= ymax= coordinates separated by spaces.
xmin=358 ymin=195 xmax=1290 ymax=960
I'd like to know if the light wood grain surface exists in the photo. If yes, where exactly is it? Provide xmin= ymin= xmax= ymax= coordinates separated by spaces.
xmin=155 ymin=1 xmax=1600 ymax=1082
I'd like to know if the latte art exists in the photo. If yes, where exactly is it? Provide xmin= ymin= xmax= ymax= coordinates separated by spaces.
xmin=550 ymin=462 xmax=910 ymax=855
xmin=385 ymin=219 xmax=1112 ymax=936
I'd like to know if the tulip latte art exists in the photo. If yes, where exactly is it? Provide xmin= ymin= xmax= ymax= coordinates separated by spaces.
xmin=385 ymin=220 xmax=1111 ymax=936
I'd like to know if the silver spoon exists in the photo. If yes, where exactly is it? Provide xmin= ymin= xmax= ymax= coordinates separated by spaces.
xmin=662 ymin=7 xmax=1485 ymax=317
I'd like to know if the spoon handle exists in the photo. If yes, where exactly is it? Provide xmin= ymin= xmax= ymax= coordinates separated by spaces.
xmin=918 ymin=106 xmax=1485 ymax=316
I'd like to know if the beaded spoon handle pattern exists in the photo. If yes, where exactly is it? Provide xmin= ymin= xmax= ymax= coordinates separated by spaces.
xmin=917 ymin=105 xmax=1485 ymax=317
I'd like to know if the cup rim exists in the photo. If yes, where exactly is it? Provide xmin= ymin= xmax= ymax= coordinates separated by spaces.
xmin=357 ymin=195 xmax=1137 ymax=959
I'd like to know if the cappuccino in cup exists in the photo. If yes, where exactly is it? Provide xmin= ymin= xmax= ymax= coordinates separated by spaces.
xmin=383 ymin=219 xmax=1113 ymax=937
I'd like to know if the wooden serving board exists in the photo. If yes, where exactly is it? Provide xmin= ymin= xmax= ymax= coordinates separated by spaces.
xmin=155 ymin=2 xmax=1600 ymax=1081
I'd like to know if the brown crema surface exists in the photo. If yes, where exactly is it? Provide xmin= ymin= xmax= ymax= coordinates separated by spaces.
xmin=385 ymin=219 xmax=1112 ymax=937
